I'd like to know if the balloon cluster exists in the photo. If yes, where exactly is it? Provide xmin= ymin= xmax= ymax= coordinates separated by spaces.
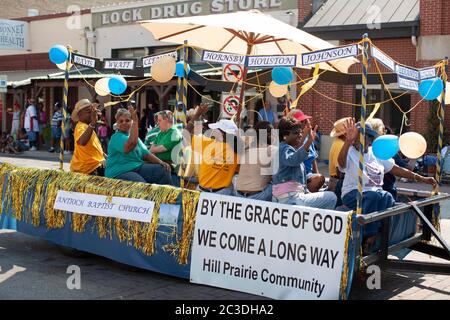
xmin=95 ymin=76 xmax=128 ymax=96
xmin=372 ymin=132 xmax=427 ymax=160
xmin=151 ymin=57 xmax=191 ymax=83
xmin=269 ymin=67 xmax=293 ymax=98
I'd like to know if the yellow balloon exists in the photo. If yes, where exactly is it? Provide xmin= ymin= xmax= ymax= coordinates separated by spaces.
xmin=56 ymin=61 xmax=73 ymax=71
xmin=95 ymin=78 xmax=111 ymax=97
xmin=151 ymin=56 xmax=176 ymax=83
xmin=399 ymin=132 xmax=427 ymax=159
xmin=269 ymin=81 xmax=288 ymax=98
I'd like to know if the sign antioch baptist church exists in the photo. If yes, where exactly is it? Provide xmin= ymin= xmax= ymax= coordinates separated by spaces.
xmin=92 ymin=0 xmax=297 ymax=28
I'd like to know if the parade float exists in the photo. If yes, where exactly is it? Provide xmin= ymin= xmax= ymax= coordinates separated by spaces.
xmin=1 ymin=11 xmax=449 ymax=300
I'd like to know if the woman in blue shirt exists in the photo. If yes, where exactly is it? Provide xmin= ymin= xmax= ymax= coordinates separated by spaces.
xmin=272 ymin=117 xmax=336 ymax=210
xmin=106 ymin=107 xmax=172 ymax=185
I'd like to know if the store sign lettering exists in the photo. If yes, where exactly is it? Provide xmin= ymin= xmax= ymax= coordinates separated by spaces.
xmin=94 ymin=0 xmax=290 ymax=28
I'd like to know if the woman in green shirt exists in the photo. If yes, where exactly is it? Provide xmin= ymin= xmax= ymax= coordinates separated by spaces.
xmin=105 ymin=108 xmax=172 ymax=185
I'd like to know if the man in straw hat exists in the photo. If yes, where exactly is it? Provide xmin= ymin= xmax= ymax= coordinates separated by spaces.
xmin=70 ymin=99 xmax=105 ymax=176
xmin=328 ymin=117 xmax=350 ymax=207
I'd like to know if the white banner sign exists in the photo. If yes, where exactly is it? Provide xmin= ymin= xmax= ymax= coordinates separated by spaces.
xmin=54 ymin=191 xmax=155 ymax=223
xmin=419 ymin=67 xmax=437 ymax=80
xmin=302 ymin=44 xmax=358 ymax=66
xmin=371 ymin=46 xmax=395 ymax=72
xmin=190 ymin=193 xmax=350 ymax=300
xmin=396 ymin=65 xmax=420 ymax=81
xmin=202 ymin=50 xmax=245 ymax=66
xmin=0 ymin=75 xmax=7 ymax=93
xmin=103 ymin=59 xmax=136 ymax=70
xmin=247 ymin=55 xmax=297 ymax=68
xmin=142 ymin=51 xmax=178 ymax=68
xmin=398 ymin=76 xmax=419 ymax=92
xmin=73 ymin=54 xmax=99 ymax=69
xmin=0 ymin=19 xmax=28 ymax=50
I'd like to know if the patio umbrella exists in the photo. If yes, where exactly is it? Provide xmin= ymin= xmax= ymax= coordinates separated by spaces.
xmin=140 ymin=10 xmax=357 ymax=123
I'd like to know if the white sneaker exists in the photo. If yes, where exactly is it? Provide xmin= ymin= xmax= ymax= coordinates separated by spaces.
xmin=30 ymin=146 xmax=37 ymax=151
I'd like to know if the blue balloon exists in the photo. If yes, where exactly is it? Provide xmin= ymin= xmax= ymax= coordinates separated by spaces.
xmin=176 ymin=61 xmax=191 ymax=78
xmin=272 ymin=67 xmax=293 ymax=85
xmin=49 ymin=45 xmax=69 ymax=65
xmin=419 ymin=78 xmax=444 ymax=101
xmin=372 ymin=135 xmax=399 ymax=160
xmin=108 ymin=76 xmax=127 ymax=95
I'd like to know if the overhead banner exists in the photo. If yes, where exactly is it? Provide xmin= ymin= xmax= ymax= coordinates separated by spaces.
xmin=142 ymin=51 xmax=178 ymax=68
xmin=371 ymin=46 xmax=395 ymax=72
xmin=0 ymin=19 xmax=28 ymax=50
xmin=72 ymin=53 xmax=102 ymax=69
xmin=247 ymin=55 xmax=297 ymax=68
xmin=202 ymin=50 xmax=246 ymax=66
xmin=398 ymin=75 xmax=419 ymax=92
xmin=190 ymin=193 xmax=350 ymax=300
xmin=102 ymin=58 xmax=143 ymax=76
xmin=301 ymin=44 xmax=358 ymax=66
xmin=395 ymin=65 xmax=420 ymax=81
xmin=419 ymin=67 xmax=437 ymax=80
xmin=54 ymin=191 xmax=155 ymax=223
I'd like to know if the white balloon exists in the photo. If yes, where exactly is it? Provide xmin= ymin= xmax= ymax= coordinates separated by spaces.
xmin=399 ymin=132 xmax=427 ymax=159
xmin=151 ymin=56 xmax=176 ymax=83
xmin=95 ymin=78 xmax=111 ymax=97
xmin=269 ymin=81 xmax=288 ymax=98
xmin=56 ymin=61 xmax=73 ymax=71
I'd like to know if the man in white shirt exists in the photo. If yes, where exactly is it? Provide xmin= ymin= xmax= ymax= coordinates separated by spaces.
xmin=24 ymin=98 xmax=40 ymax=151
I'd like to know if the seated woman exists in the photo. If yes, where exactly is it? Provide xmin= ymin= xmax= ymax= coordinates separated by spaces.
xmin=288 ymin=109 xmax=324 ymax=192
xmin=272 ymin=117 xmax=337 ymax=210
xmin=105 ymin=108 xmax=172 ymax=185
xmin=236 ymin=121 xmax=275 ymax=201
xmin=338 ymin=118 xmax=437 ymax=249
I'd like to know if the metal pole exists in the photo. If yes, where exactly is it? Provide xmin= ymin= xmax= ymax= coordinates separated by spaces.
xmin=236 ymin=36 xmax=254 ymax=128
xmin=182 ymin=41 xmax=188 ymax=116
xmin=433 ymin=57 xmax=448 ymax=230
xmin=357 ymin=34 xmax=369 ymax=216
xmin=60 ymin=45 xmax=72 ymax=171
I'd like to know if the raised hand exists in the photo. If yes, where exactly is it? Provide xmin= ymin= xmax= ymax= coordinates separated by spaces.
xmin=90 ymin=105 xmax=99 ymax=125
xmin=344 ymin=118 xmax=358 ymax=144
xmin=129 ymin=106 xmax=138 ymax=122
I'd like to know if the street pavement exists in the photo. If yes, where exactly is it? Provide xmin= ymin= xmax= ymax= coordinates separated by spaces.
xmin=0 ymin=153 xmax=449 ymax=300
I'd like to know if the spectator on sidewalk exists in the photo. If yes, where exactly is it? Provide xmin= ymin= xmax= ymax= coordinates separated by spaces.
xmin=10 ymin=102 xmax=21 ymax=138
xmin=24 ymin=98 xmax=39 ymax=151
xmin=48 ymin=103 xmax=63 ymax=153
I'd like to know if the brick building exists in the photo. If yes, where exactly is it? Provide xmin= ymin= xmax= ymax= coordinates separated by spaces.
xmin=298 ymin=0 xmax=450 ymax=157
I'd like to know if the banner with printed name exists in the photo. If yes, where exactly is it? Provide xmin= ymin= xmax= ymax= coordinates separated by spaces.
xmin=72 ymin=53 xmax=102 ymax=69
xmin=190 ymin=193 xmax=351 ymax=300
xmin=54 ymin=191 xmax=155 ymax=223
xmin=142 ymin=51 xmax=178 ymax=68
xmin=301 ymin=44 xmax=358 ymax=66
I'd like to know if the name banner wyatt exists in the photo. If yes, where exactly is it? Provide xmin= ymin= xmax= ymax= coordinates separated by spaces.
xmin=202 ymin=50 xmax=246 ymax=66
xmin=72 ymin=53 xmax=102 ymax=69
xmin=398 ymin=75 xmax=419 ymax=92
xmin=142 ymin=51 xmax=178 ymax=68
xmin=102 ymin=58 xmax=143 ymax=76
xmin=190 ymin=193 xmax=351 ymax=300
xmin=246 ymin=55 xmax=297 ymax=68
xmin=302 ymin=44 xmax=358 ymax=66
xmin=54 ymin=191 xmax=155 ymax=223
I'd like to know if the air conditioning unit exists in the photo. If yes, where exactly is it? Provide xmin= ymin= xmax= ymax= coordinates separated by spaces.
xmin=27 ymin=9 xmax=39 ymax=17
